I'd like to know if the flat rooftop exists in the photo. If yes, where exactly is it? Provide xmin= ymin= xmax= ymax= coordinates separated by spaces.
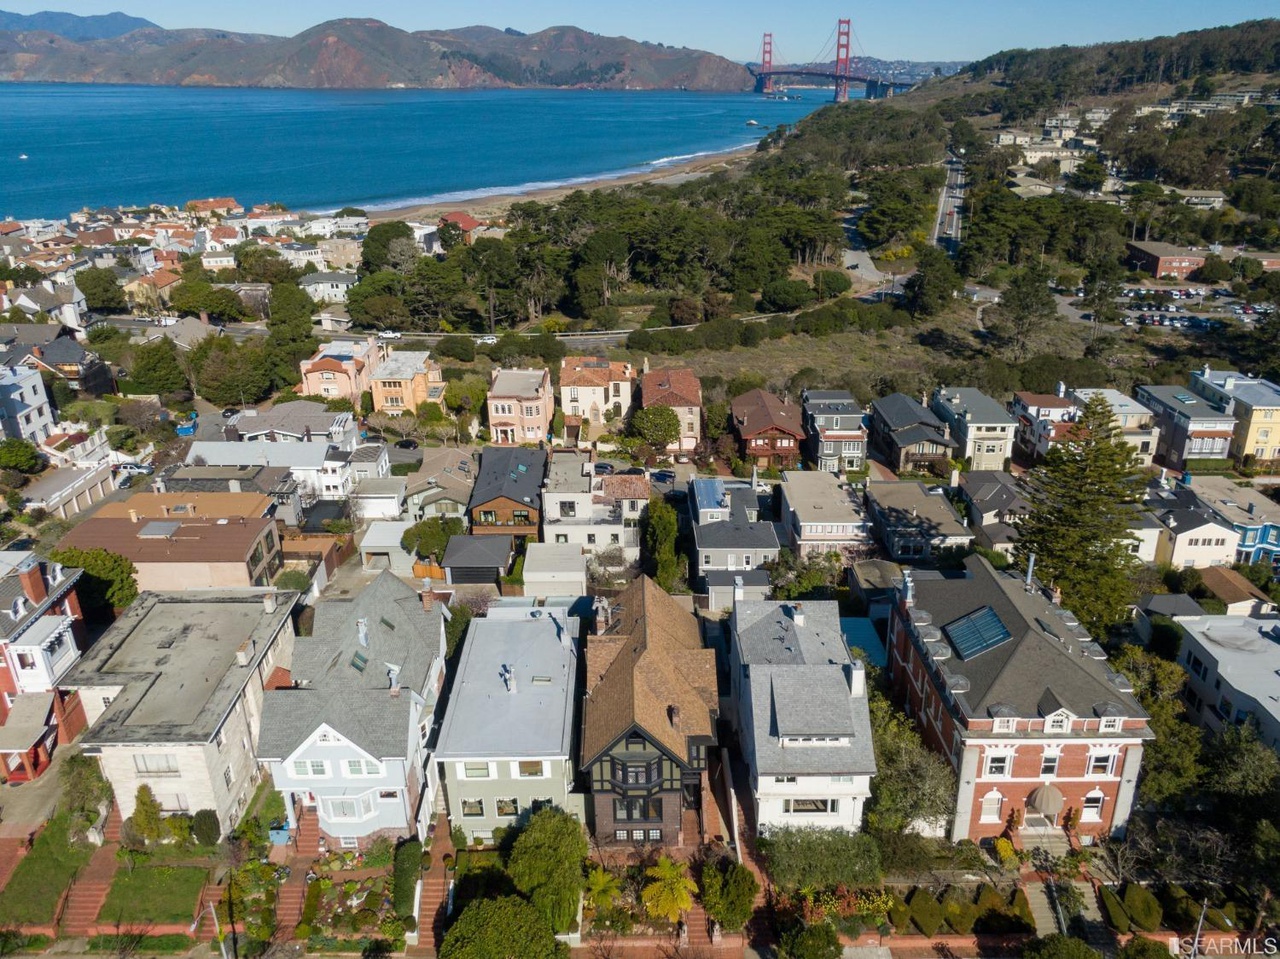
xmin=1175 ymin=615 xmax=1280 ymax=726
xmin=1180 ymin=474 xmax=1280 ymax=528
xmin=63 ymin=591 xmax=295 ymax=745
xmin=781 ymin=471 xmax=863 ymax=524
xmin=1071 ymin=388 xmax=1154 ymax=419
xmin=372 ymin=351 xmax=436 ymax=380
xmin=546 ymin=451 xmax=592 ymax=493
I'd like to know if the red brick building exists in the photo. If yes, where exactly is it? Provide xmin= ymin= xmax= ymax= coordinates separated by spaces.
xmin=1125 ymin=241 xmax=1206 ymax=280
xmin=731 ymin=389 xmax=804 ymax=470
xmin=887 ymin=555 xmax=1151 ymax=843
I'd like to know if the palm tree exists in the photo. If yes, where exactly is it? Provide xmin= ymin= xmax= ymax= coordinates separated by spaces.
xmin=585 ymin=866 xmax=621 ymax=911
xmin=641 ymin=855 xmax=696 ymax=924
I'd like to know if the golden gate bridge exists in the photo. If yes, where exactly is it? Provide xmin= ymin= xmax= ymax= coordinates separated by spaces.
xmin=751 ymin=19 xmax=914 ymax=101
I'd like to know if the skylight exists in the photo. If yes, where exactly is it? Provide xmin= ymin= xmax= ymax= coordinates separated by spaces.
xmin=944 ymin=606 xmax=1012 ymax=661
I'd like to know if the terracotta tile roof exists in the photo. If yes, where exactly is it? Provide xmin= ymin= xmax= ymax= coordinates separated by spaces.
xmin=58 ymin=515 xmax=273 ymax=565
xmin=442 ymin=211 xmax=482 ymax=232
xmin=601 ymin=474 xmax=650 ymax=502
xmin=582 ymin=578 xmax=717 ymax=765
xmin=560 ymin=356 xmax=632 ymax=388
xmin=731 ymin=388 xmax=804 ymax=438
xmin=186 ymin=197 xmax=240 ymax=213
xmin=265 ymin=666 xmax=292 ymax=690
xmin=137 ymin=268 xmax=181 ymax=289
xmin=641 ymin=368 xmax=702 ymax=409
xmin=1198 ymin=566 xmax=1272 ymax=607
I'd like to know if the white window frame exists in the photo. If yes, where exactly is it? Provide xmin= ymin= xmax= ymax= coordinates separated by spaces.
xmin=979 ymin=789 xmax=1004 ymax=823
xmin=1045 ymin=713 xmax=1071 ymax=733
xmin=992 ymin=717 xmax=1016 ymax=733
xmin=345 ymin=759 xmax=383 ymax=777
xmin=1099 ymin=717 xmax=1123 ymax=732
xmin=983 ymin=753 xmax=1012 ymax=778
xmin=1081 ymin=790 xmax=1106 ymax=822
xmin=1039 ymin=752 xmax=1059 ymax=777
xmin=461 ymin=761 xmax=492 ymax=780
xmin=292 ymin=759 xmax=329 ymax=778
xmin=1088 ymin=751 xmax=1118 ymax=777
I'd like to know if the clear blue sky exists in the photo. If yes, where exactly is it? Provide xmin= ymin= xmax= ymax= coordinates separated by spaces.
xmin=3 ymin=1 xmax=1277 ymax=62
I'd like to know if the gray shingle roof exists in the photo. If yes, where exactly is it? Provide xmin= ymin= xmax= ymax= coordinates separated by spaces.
xmin=873 ymin=392 xmax=945 ymax=432
xmin=692 ymin=489 xmax=779 ymax=550
xmin=442 ymin=535 xmax=512 ymax=570
xmin=257 ymin=572 xmax=444 ymax=761
xmin=468 ymin=447 xmax=546 ymax=511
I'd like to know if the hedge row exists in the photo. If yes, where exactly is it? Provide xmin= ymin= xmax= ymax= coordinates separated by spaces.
xmin=1123 ymin=883 xmax=1164 ymax=933
xmin=1100 ymin=884 xmax=1130 ymax=933
xmin=392 ymin=839 xmax=422 ymax=917
xmin=892 ymin=884 xmax=1035 ymax=936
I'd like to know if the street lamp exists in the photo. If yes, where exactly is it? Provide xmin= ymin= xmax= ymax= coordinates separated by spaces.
xmin=191 ymin=900 xmax=229 ymax=959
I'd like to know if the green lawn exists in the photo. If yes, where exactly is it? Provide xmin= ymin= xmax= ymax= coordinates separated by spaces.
xmin=0 ymin=814 xmax=94 ymax=924
xmin=99 ymin=866 xmax=209 ymax=925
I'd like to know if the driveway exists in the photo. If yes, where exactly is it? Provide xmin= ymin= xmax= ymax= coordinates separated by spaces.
xmin=841 ymin=209 xmax=887 ymax=283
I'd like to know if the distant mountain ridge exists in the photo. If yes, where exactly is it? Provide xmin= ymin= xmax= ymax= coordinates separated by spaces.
xmin=0 ymin=14 xmax=756 ymax=91
xmin=0 ymin=8 xmax=156 ymax=40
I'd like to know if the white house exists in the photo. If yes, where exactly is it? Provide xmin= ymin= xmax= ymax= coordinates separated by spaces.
xmin=434 ymin=606 xmax=583 ymax=843
xmin=257 ymin=573 xmax=446 ymax=848
xmin=728 ymin=594 xmax=875 ymax=833
xmin=60 ymin=590 xmax=297 ymax=835
xmin=0 ymin=365 xmax=55 ymax=445
xmin=1175 ymin=615 xmax=1280 ymax=752
xmin=559 ymin=356 xmax=635 ymax=430
xmin=299 ymin=272 xmax=358 ymax=305
xmin=185 ymin=440 xmax=383 ymax=502
xmin=541 ymin=450 xmax=640 ymax=563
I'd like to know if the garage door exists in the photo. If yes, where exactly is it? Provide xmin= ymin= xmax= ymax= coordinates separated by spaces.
xmin=365 ymin=552 xmax=390 ymax=570
xmin=448 ymin=567 xmax=497 ymax=585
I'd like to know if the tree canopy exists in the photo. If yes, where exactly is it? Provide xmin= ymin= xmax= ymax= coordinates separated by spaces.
xmin=49 ymin=546 xmax=138 ymax=613
xmin=629 ymin=405 xmax=680 ymax=450
xmin=505 ymin=808 xmax=587 ymax=934
xmin=400 ymin=516 xmax=465 ymax=562
xmin=437 ymin=896 xmax=561 ymax=959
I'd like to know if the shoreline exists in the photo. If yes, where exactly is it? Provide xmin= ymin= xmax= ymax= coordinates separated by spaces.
xmin=364 ymin=144 xmax=759 ymax=223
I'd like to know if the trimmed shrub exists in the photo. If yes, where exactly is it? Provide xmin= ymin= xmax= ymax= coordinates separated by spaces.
xmin=942 ymin=887 xmax=980 ymax=935
xmin=293 ymin=925 xmax=311 ymax=941
xmin=1161 ymin=885 xmax=1198 ymax=930
xmin=1011 ymin=888 xmax=1036 ymax=931
xmin=1123 ymin=883 xmax=1163 ymax=933
xmin=300 ymin=880 xmax=322 ymax=928
xmin=889 ymin=893 xmax=911 ymax=932
xmin=192 ymin=808 xmax=220 ymax=845
xmin=1206 ymin=906 xmax=1234 ymax=932
xmin=908 ymin=888 xmax=945 ymax=937
xmin=393 ymin=839 xmax=422 ymax=916
xmin=1099 ymin=885 xmax=1131 ymax=933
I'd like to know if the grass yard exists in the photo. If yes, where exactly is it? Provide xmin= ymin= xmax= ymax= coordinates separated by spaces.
xmin=98 ymin=866 xmax=208 ymax=925
xmin=0 ymin=814 xmax=94 ymax=924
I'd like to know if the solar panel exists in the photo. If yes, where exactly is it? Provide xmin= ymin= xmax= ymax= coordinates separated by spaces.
xmin=944 ymin=606 xmax=1012 ymax=661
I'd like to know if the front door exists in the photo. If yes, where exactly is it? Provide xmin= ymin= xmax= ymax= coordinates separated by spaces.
xmin=681 ymin=777 xmax=701 ymax=810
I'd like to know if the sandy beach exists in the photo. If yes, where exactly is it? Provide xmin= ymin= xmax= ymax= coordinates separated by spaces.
xmin=367 ymin=145 xmax=758 ymax=223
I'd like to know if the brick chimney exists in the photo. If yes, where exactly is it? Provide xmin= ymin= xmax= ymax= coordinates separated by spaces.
xmin=17 ymin=556 xmax=47 ymax=605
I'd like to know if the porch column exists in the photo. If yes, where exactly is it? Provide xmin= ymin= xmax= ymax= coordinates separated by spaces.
xmin=20 ymin=748 xmax=35 ymax=781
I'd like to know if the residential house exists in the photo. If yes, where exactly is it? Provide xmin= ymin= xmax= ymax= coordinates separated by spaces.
xmin=358 ymin=522 xmax=417 ymax=576
xmin=801 ymin=389 xmax=866 ymax=473
xmin=404 ymin=448 xmax=474 ymax=524
xmin=559 ymin=356 xmax=635 ymax=430
xmin=467 ymin=447 xmax=547 ymax=540
xmin=20 ymin=463 xmax=115 ymax=521
xmin=1169 ymin=474 xmax=1280 ymax=566
xmin=94 ymin=491 xmax=274 ymax=523
xmin=440 ymin=212 xmax=484 ymax=245
xmin=541 ymin=450 xmax=640 ymax=562
xmin=13 ymin=337 xmax=114 ymax=396
xmin=1009 ymin=391 xmax=1077 ymax=461
xmin=370 ymin=351 xmax=447 ymax=416
xmin=1134 ymin=384 xmax=1237 ymax=469
xmin=730 ymin=389 xmax=804 ymax=470
xmin=487 ymin=368 xmax=553 ymax=446
xmin=869 ymin=393 xmax=957 ymax=473
xmin=778 ymin=470 xmax=869 ymax=558
xmin=888 ymin=556 xmax=1151 ymax=842
xmin=435 ymin=605 xmax=582 ymax=842
xmin=298 ymin=338 xmax=383 ymax=404
xmin=40 ymin=427 xmax=112 ymax=470
xmin=61 ymin=589 xmax=297 ymax=834
xmin=200 ymin=252 xmax=237 ymax=272
xmin=351 ymin=477 xmax=407 ymax=522
xmin=0 ymin=365 xmax=55 ymax=445
xmin=230 ymin=401 xmax=357 ymax=450
xmin=1143 ymin=486 xmax=1237 ymax=568
xmin=1133 ymin=593 xmax=1206 ymax=644
xmin=640 ymin=368 xmax=702 ymax=454
xmin=257 ymin=573 xmax=446 ymax=847
xmin=298 ymin=272 xmax=357 ymax=305
xmin=0 ymin=554 xmax=85 ymax=783
xmin=582 ymin=578 xmax=718 ymax=846
xmin=158 ymin=464 xmax=302 ymax=527
xmin=728 ymin=595 xmax=875 ymax=833
xmin=185 ymin=197 xmax=243 ymax=218
xmin=1173 ymin=615 xmax=1280 ymax=751
xmin=688 ymin=478 xmax=780 ymax=584
xmin=441 ymin=536 xmax=513 ymax=586
xmin=185 ymin=440 xmax=374 ymax=503
xmin=7 ymin=281 xmax=88 ymax=330
xmin=1170 ymin=189 xmax=1227 ymax=210
xmin=1196 ymin=566 xmax=1277 ymax=617
xmin=930 ymin=387 xmax=1016 ymax=472
xmin=1188 ymin=366 xmax=1280 ymax=465
xmin=278 ymin=243 xmax=325 ymax=271
xmin=864 ymin=482 xmax=972 ymax=561
xmin=123 ymin=269 xmax=182 ymax=310
xmin=958 ymin=471 xmax=1029 ymax=556
xmin=1068 ymin=389 xmax=1160 ymax=467
xmin=58 ymin=515 xmax=283 ymax=590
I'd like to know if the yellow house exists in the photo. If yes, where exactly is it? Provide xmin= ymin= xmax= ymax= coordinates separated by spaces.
xmin=370 ymin=350 xmax=447 ymax=415
xmin=1189 ymin=366 xmax=1280 ymax=464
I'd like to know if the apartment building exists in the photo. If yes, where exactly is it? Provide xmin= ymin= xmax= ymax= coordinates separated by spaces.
xmin=487 ymin=368 xmax=553 ymax=446
xmin=370 ymin=350 xmax=446 ymax=415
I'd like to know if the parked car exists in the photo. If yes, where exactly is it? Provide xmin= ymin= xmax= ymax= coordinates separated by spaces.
xmin=117 ymin=462 xmax=154 ymax=476
xmin=651 ymin=470 xmax=676 ymax=485
xmin=221 ymin=408 xmax=239 ymax=418
xmin=394 ymin=438 xmax=419 ymax=450
xmin=593 ymin=462 xmax=615 ymax=476
xmin=474 ymin=335 xmax=498 ymax=346
xmin=376 ymin=330 xmax=403 ymax=340
xmin=116 ymin=474 xmax=134 ymax=489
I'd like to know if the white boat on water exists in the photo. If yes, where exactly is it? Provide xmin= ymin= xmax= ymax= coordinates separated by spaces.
xmin=18 ymin=154 xmax=28 ymax=160
xmin=745 ymin=119 xmax=759 ymax=126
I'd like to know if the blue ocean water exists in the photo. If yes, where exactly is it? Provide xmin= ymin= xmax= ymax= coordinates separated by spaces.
xmin=0 ymin=84 xmax=830 ymax=219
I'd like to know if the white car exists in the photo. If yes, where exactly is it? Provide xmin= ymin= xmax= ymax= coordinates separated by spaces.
xmin=376 ymin=330 xmax=403 ymax=340
xmin=117 ymin=462 xmax=154 ymax=476
xmin=474 ymin=335 xmax=498 ymax=346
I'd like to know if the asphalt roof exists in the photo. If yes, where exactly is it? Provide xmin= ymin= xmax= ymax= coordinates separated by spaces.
xmin=468 ymin=447 xmax=547 ymax=511
xmin=692 ymin=488 xmax=780 ymax=551
xmin=873 ymin=392 xmax=946 ymax=432
xmin=442 ymin=535 xmax=513 ymax=570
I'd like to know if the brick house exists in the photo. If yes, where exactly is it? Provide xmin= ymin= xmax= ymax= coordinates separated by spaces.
xmin=1125 ymin=241 xmax=1206 ymax=280
xmin=487 ymin=368 xmax=553 ymax=446
xmin=582 ymin=578 xmax=718 ymax=847
xmin=888 ymin=556 xmax=1151 ymax=843
xmin=731 ymin=389 xmax=804 ymax=470
xmin=640 ymin=368 xmax=702 ymax=454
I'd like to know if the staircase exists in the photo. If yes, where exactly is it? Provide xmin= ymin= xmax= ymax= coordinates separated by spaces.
xmin=193 ymin=885 xmax=224 ymax=940
xmin=417 ymin=816 xmax=455 ymax=955
xmin=103 ymin=805 xmax=123 ymax=843
xmin=295 ymin=808 xmax=320 ymax=856
xmin=685 ymin=904 xmax=713 ymax=949
xmin=1073 ymin=882 xmax=1117 ymax=957
xmin=59 ymin=877 xmax=111 ymax=937
xmin=275 ymin=877 xmax=307 ymax=938
xmin=1022 ymin=881 xmax=1060 ymax=936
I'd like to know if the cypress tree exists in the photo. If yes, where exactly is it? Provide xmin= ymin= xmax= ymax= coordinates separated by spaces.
xmin=1013 ymin=393 xmax=1141 ymax=634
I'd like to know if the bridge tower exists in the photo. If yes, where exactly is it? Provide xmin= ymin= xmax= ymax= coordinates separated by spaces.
xmin=760 ymin=33 xmax=774 ymax=94
xmin=833 ymin=18 xmax=852 ymax=102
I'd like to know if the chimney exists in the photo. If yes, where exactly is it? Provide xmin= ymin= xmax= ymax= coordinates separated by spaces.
xmin=263 ymin=592 xmax=278 ymax=614
xmin=845 ymin=660 xmax=866 ymax=698
xmin=1055 ymin=381 xmax=1066 ymax=398
xmin=16 ymin=556 xmax=47 ymax=605
xmin=128 ymin=509 xmax=139 ymax=523
xmin=421 ymin=586 xmax=434 ymax=611
xmin=1224 ymin=376 xmax=1236 ymax=391
xmin=949 ymin=468 xmax=960 ymax=489
xmin=187 ymin=503 xmax=196 ymax=516
xmin=733 ymin=575 xmax=745 ymax=605
xmin=902 ymin=569 xmax=914 ymax=607
xmin=1201 ymin=363 xmax=1211 ymax=377
xmin=30 ymin=346 xmax=41 ymax=359
xmin=1247 ymin=501 xmax=1256 ymax=515
xmin=501 ymin=664 xmax=517 ymax=694
xmin=791 ymin=603 xmax=805 ymax=627
xmin=357 ymin=618 xmax=369 ymax=648
xmin=388 ymin=666 xmax=401 ymax=696
xmin=668 ymin=704 xmax=681 ymax=728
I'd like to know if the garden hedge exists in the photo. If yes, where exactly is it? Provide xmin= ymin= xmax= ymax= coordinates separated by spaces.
xmin=1011 ymin=889 xmax=1035 ymax=930
xmin=908 ymin=888 xmax=945 ymax=937
xmin=889 ymin=893 xmax=912 ymax=933
xmin=192 ymin=809 xmax=220 ymax=846
xmin=1123 ymin=883 xmax=1164 ymax=933
xmin=1099 ymin=885 xmax=1130 ymax=933
xmin=942 ymin=887 xmax=980 ymax=935
xmin=393 ymin=839 xmax=422 ymax=917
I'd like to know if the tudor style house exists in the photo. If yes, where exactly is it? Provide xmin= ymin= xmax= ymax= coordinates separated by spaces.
xmin=257 ymin=573 xmax=446 ymax=848
xmin=434 ymin=606 xmax=583 ymax=843
xmin=582 ymin=578 xmax=718 ymax=847
xmin=869 ymin=393 xmax=957 ymax=473
xmin=888 ymin=556 xmax=1151 ymax=844
xmin=728 ymin=594 xmax=876 ymax=833
xmin=731 ymin=389 xmax=805 ymax=470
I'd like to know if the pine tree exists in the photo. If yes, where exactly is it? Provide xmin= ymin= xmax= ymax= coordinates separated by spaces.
xmin=1013 ymin=393 xmax=1141 ymax=635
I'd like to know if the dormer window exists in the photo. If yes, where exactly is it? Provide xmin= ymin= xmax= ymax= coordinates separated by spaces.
xmin=1046 ymin=713 xmax=1070 ymax=733
xmin=8 ymin=597 xmax=26 ymax=620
